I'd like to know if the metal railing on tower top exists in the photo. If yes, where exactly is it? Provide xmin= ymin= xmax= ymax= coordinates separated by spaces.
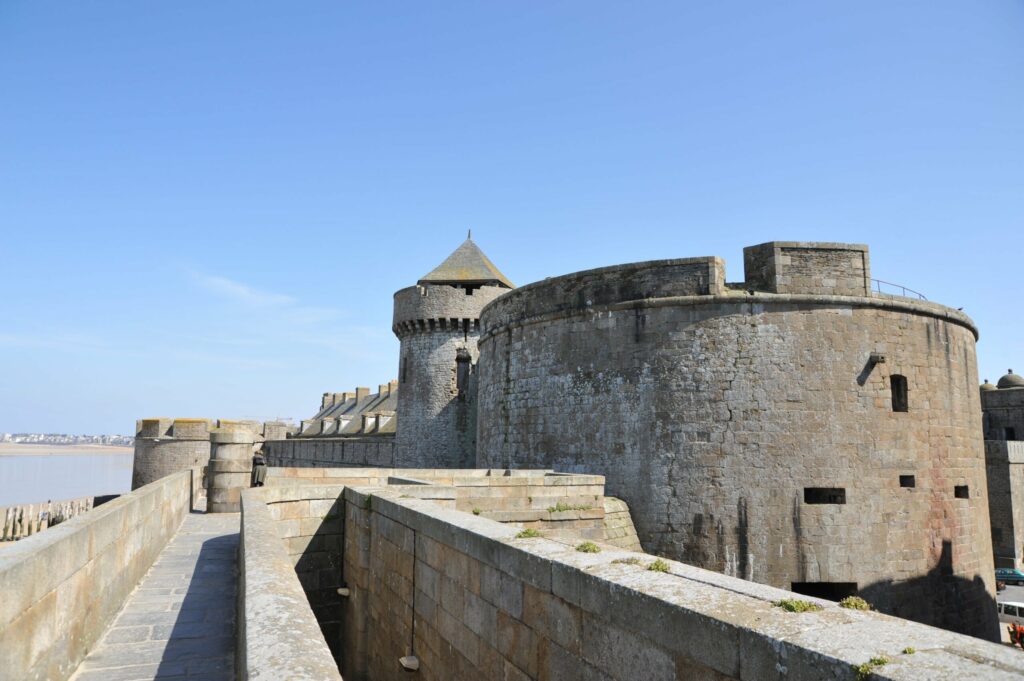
xmin=871 ymin=279 xmax=927 ymax=300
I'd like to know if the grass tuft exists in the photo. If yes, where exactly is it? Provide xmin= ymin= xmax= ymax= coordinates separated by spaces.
xmin=576 ymin=542 xmax=601 ymax=553
xmin=839 ymin=596 xmax=872 ymax=611
xmin=773 ymin=599 xmax=823 ymax=613
xmin=516 ymin=528 xmax=542 ymax=539
xmin=548 ymin=501 xmax=593 ymax=513
xmin=647 ymin=559 xmax=671 ymax=573
xmin=854 ymin=656 xmax=890 ymax=680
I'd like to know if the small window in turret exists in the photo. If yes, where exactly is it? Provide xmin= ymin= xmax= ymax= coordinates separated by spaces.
xmin=954 ymin=485 xmax=969 ymax=499
xmin=890 ymin=374 xmax=908 ymax=412
xmin=1007 ymin=427 xmax=1017 ymax=441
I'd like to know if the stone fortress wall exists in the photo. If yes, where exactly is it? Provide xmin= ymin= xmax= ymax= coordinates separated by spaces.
xmin=475 ymin=242 xmax=997 ymax=639
xmin=132 ymin=417 xmax=294 ymax=490
xmin=237 ymin=474 xmax=1024 ymax=681
xmin=392 ymin=282 xmax=508 ymax=468
xmin=982 ymin=371 xmax=1024 ymax=568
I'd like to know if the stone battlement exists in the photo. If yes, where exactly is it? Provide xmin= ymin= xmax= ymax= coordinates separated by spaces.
xmin=392 ymin=283 xmax=508 ymax=337
xmin=237 ymin=471 xmax=1023 ymax=681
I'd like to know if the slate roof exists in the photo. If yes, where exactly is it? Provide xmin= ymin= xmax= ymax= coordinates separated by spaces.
xmin=418 ymin=236 xmax=514 ymax=288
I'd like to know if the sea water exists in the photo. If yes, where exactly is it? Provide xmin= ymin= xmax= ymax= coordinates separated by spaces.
xmin=0 ymin=452 xmax=133 ymax=506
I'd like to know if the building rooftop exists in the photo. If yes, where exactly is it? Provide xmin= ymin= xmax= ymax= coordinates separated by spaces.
xmin=418 ymin=233 xmax=514 ymax=288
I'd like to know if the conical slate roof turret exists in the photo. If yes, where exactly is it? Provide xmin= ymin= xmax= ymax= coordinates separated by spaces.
xmin=418 ymin=232 xmax=514 ymax=289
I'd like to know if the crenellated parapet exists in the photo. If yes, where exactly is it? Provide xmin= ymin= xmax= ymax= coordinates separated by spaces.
xmin=391 ymin=283 xmax=506 ymax=338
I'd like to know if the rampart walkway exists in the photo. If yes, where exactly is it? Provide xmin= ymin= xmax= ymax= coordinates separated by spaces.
xmin=70 ymin=511 xmax=239 ymax=681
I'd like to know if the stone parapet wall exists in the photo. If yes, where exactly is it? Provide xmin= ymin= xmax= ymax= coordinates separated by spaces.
xmin=235 ymin=476 xmax=1022 ymax=680
xmin=743 ymin=241 xmax=870 ymax=296
xmin=331 ymin=485 xmax=1020 ymax=680
xmin=478 ymin=257 xmax=725 ymax=335
xmin=238 ymin=487 xmax=342 ymax=681
xmin=265 ymin=468 xmax=642 ymax=550
xmin=392 ymin=283 xmax=508 ymax=331
xmin=237 ymin=477 xmax=1024 ymax=679
xmin=262 ymin=437 xmax=396 ymax=468
xmin=0 ymin=469 xmax=193 ymax=681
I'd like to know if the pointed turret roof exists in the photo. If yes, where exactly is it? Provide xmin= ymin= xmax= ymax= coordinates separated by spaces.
xmin=418 ymin=233 xmax=514 ymax=289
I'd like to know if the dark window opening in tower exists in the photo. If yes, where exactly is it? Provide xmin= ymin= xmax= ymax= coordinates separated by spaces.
xmin=455 ymin=348 xmax=471 ymax=401
xmin=890 ymin=374 xmax=908 ymax=412
xmin=954 ymin=485 xmax=969 ymax=499
xmin=1007 ymin=427 xmax=1017 ymax=441
xmin=401 ymin=356 xmax=408 ymax=383
xmin=791 ymin=582 xmax=858 ymax=601
xmin=899 ymin=475 xmax=915 ymax=488
xmin=804 ymin=488 xmax=846 ymax=504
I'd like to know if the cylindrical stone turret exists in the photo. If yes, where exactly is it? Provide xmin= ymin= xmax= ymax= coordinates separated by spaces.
xmin=132 ymin=418 xmax=213 ymax=490
xmin=206 ymin=429 xmax=255 ymax=513
xmin=392 ymin=235 xmax=513 ymax=467
xmin=476 ymin=242 xmax=997 ymax=641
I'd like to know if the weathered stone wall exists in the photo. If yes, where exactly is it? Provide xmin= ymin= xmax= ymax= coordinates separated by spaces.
xmin=133 ymin=418 xmax=290 ymax=490
xmin=983 ymin=387 xmax=1024 ymax=441
xmin=743 ymin=241 xmax=870 ymax=296
xmin=265 ymin=467 xmax=642 ymax=550
xmin=238 ymin=487 xmax=343 ymax=681
xmin=0 ymin=469 xmax=193 ymax=681
xmin=392 ymin=283 xmax=508 ymax=468
xmin=250 ymin=485 xmax=347 ymax=663
xmin=335 ymin=485 xmax=1021 ymax=681
xmin=263 ymin=436 xmax=396 ymax=468
xmin=132 ymin=418 xmax=212 ymax=489
xmin=985 ymin=440 xmax=1024 ymax=568
xmin=476 ymin=251 xmax=997 ymax=639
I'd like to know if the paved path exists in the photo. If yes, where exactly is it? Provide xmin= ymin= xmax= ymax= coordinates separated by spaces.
xmin=71 ymin=511 xmax=239 ymax=681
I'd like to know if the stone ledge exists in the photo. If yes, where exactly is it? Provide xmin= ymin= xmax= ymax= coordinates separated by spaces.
xmin=239 ymin=488 xmax=342 ymax=681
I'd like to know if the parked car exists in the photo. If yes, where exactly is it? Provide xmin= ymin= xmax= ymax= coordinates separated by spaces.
xmin=996 ymin=568 xmax=1024 ymax=585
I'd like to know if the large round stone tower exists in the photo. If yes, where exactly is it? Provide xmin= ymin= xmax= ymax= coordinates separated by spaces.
xmin=392 ymin=235 xmax=513 ymax=467
xmin=475 ymin=241 xmax=997 ymax=640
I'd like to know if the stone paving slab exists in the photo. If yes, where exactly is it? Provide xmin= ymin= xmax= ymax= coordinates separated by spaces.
xmin=70 ymin=511 xmax=239 ymax=681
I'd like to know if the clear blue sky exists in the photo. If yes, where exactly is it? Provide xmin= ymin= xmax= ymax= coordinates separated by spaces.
xmin=1 ymin=2 xmax=1021 ymax=435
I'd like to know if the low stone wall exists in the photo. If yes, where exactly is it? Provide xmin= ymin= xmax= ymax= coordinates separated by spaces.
xmin=238 ymin=487 xmax=342 ymax=681
xmin=341 ymin=487 xmax=1023 ymax=681
xmin=237 ymin=474 xmax=1022 ymax=680
xmin=262 ymin=437 xmax=395 ymax=468
xmin=0 ymin=469 xmax=193 ymax=681
xmin=266 ymin=467 xmax=643 ymax=550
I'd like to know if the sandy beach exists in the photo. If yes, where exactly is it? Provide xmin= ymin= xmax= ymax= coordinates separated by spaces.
xmin=0 ymin=443 xmax=133 ymax=457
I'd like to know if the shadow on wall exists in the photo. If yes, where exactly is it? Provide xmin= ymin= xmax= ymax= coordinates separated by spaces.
xmin=154 ymin=529 xmax=238 ymax=679
xmin=859 ymin=541 xmax=999 ymax=643
xmin=294 ymin=501 xmax=347 ymax=664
